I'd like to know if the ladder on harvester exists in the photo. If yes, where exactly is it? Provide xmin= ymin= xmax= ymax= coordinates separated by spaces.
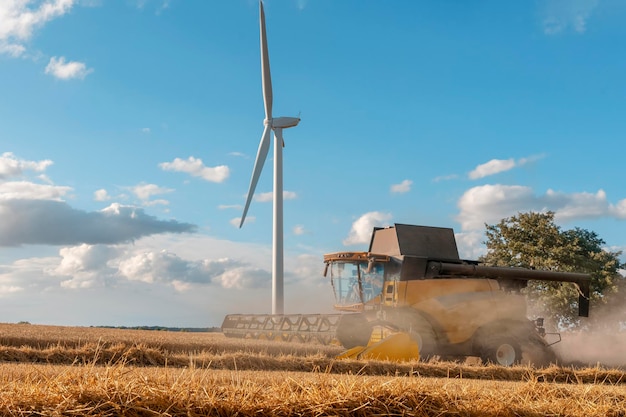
xmin=221 ymin=314 xmax=342 ymax=345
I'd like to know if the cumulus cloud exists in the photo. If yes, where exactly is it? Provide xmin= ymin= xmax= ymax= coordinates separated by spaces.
xmin=0 ymin=0 xmax=76 ymax=57
xmin=548 ymin=189 xmax=626 ymax=222
xmin=130 ymin=183 xmax=173 ymax=201
xmin=0 ymin=181 xmax=71 ymax=200
xmin=254 ymin=191 xmax=297 ymax=202
xmin=457 ymin=184 xmax=544 ymax=231
xmin=468 ymin=154 xmax=545 ymax=180
xmin=45 ymin=56 xmax=93 ymax=80
xmin=390 ymin=179 xmax=412 ymax=194
xmin=0 ymin=200 xmax=196 ymax=246
xmin=159 ymin=156 xmax=229 ymax=183
xmin=456 ymin=184 xmax=626 ymax=232
xmin=0 ymin=152 xmax=53 ymax=179
xmin=117 ymin=251 xmax=270 ymax=290
xmin=455 ymin=231 xmax=487 ymax=259
xmin=343 ymin=211 xmax=393 ymax=246
xmin=94 ymin=188 xmax=111 ymax=202
xmin=293 ymin=225 xmax=305 ymax=236
xmin=540 ymin=0 xmax=598 ymax=35
xmin=51 ymin=244 xmax=120 ymax=288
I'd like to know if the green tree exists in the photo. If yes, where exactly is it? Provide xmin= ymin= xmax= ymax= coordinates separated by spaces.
xmin=480 ymin=211 xmax=625 ymax=330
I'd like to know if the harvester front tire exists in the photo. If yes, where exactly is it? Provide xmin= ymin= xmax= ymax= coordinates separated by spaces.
xmin=336 ymin=314 xmax=372 ymax=349
xmin=480 ymin=337 xmax=522 ymax=367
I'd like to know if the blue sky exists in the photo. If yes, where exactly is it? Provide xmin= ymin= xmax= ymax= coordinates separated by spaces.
xmin=1 ymin=0 xmax=625 ymax=327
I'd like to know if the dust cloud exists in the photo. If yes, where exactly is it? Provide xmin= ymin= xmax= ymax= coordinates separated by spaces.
xmin=551 ymin=301 xmax=626 ymax=368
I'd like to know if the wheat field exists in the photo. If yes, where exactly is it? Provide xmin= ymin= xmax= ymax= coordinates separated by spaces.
xmin=0 ymin=322 xmax=624 ymax=416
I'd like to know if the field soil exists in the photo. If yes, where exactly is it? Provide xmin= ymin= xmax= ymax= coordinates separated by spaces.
xmin=0 ymin=323 xmax=624 ymax=416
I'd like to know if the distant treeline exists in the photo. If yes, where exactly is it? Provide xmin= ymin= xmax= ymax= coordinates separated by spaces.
xmin=92 ymin=325 xmax=221 ymax=333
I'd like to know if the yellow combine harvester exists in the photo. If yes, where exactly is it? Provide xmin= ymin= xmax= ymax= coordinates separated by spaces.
xmin=222 ymin=224 xmax=591 ymax=366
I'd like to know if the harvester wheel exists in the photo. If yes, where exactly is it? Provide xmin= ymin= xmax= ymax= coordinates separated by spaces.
xmin=480 ymin=336 xmax=522 ymax=367
xmin=336 ymin=314 xmax=372 ymax=349
xmin=408 ymin=325 xmax=436 ymax=360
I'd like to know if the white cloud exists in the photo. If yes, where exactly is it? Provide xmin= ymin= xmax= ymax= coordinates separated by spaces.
xmin=117 ymin=251 xmax=270 ymax=290
xmin=45 ymin=56 xmax=93 ymax=80
xmin=0 ymin=0 xmax=76 ymax=57
xmin=228 ymin=152 xmax=247 ymax=158
xmin=0 ymin=42 xmax=25 ymax=57
xmin=0 ymin=181 xmax=71 ymax=200
xmin=218 ymin=204 xmax=242 ymax=210
xmin=456 ymin=184 xmax=541 ymax=231
xmin=541 ymin=0 xmax=598 ymax=35
xmin=141 ymin=127 xmax=151 ymax=134
xmin=293 ymin=225 xmax=305 ymax=236
xmin=0 ymin=152 xmax=53 ymax=179
xmin=468 ymin=154 xmax=546 ymax=180
xmin=255 ymin=191 xmax=297 ymax=202
xmin=546 ymin=189 xmax=626 ymax=222
xmin=230 ymin=216 xmax=255 ymax=227
xmin=159 ymin=156 xmax=229 ymax=183
xmin=214 ymin=266 xmax=270 ymax=290
xmin=0 ymin=232 xmax=332 ymax=325
xmin=456 ymin=184 xmax=626 ymax=232
xmin=469 ymin=159 xmax=516 ymax=179
xmin=94 ymin=189 xmax=111 ymax=202
xmin=143 ymin=199 xmax=170 ymax=207
xmin=0 ymin=285 xmax=22 ymax=296
xmin=390 ymin=179 xmax=412 ymax=194
xmin=455 ymin=231 xmax=487 ymax=260
xmin=133 ymin=0 xmax=170 ymax=14
xmin=612 ymin=199 xmax=626 ymax=219
xmin=130 ymin=183 xmax=173 ymax=201
xmin=343 ymin=211 xmax=393 ymax=246
xmin=51 ymin=244 xmax=120 ymax=288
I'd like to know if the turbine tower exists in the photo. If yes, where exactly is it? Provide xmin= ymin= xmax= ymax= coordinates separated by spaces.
xmin=239 ymin=1 xmax=300 ymax=315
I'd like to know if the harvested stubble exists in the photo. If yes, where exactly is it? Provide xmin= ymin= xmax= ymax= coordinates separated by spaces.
xmin=1 ymin=323 xmax=626 ymax=416
xmin=0 ymin=363 xmax=625 ymax=416
xmin=1 ymin=324 xmax=624 ymax=385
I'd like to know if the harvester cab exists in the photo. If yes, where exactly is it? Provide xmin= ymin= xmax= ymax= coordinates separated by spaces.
xmin=324 ymin=224 xmax=591 ymax=366
xmin=323 ymin=252 xmax=390 ymax=311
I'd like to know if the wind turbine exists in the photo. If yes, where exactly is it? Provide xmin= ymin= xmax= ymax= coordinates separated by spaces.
xmin=239 ymin=1 xmax=300 ymax=315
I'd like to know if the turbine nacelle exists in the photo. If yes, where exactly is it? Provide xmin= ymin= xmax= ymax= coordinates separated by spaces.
xmin=266 ymin=117 xmax=301 ymax=129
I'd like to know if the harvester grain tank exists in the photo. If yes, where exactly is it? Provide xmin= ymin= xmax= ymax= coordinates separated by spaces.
xmin=222 ymin=223 xmax=591 ymax=366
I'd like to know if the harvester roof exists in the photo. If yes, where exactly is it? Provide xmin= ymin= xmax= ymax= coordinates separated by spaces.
xmin=368 ymin=224 xmax=460 ymax=261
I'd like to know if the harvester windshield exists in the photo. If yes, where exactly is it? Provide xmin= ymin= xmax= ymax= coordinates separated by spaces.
xmin=323 ymin=252 xmax=390 ymax=311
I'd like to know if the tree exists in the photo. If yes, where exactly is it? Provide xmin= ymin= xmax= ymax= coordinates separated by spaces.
xmin=480 ymin=211 xmax=625 ymax=330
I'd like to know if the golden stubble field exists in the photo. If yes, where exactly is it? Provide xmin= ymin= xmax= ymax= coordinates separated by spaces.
xmin=0 ymin=323 xmax=624 ymax=416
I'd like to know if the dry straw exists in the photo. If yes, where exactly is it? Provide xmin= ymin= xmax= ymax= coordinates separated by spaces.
xmin=0 ymin=323 xmax=624 ymax=416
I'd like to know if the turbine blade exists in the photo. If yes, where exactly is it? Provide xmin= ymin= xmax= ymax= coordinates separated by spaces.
xmin=274 ymin=128 xmax=285 ymax=148
xmin=260 ymin=1 xmax=273 ymax=119
xmin=240 ymin=124 xmax=272 ymax=228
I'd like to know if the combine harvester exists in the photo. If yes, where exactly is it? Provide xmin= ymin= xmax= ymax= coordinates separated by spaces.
xmin=223 ymin=224 xmax=591 ymax=366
